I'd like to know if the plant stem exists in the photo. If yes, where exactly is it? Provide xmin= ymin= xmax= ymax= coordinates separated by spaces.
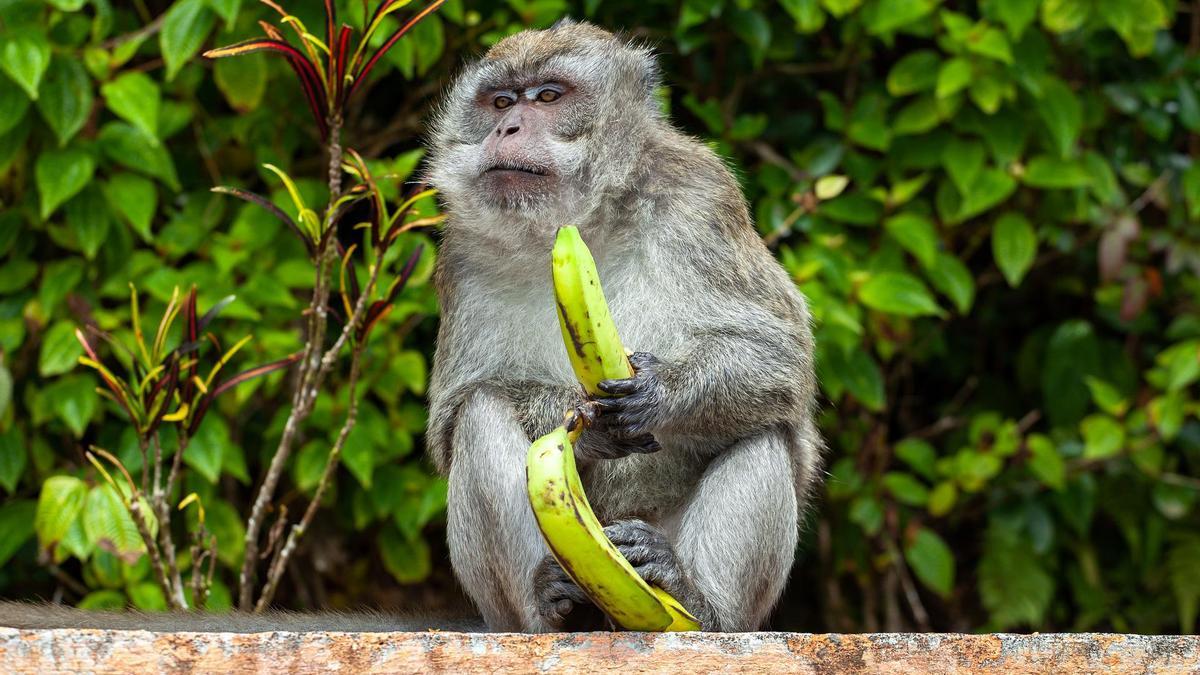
xmin=237 ymin=115 xmax=346 ymax=610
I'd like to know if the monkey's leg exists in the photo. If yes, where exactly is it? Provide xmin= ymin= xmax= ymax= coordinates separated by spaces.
xmin=607 ymin=429 xmax=797 ymax=631
xmin=446 ymin=388 xmax=553 ymax=632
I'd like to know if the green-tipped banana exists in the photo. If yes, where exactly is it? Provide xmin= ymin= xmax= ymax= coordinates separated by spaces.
xmin=552 ymin=226 xmax=633 ymax=396
xmin=526 ymin=424 xmax=700 ymax=631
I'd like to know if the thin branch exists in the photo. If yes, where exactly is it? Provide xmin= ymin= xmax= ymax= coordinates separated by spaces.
xmin=255 ymin=341 xmax=367 ymax=611
xmin=100 ymin=13 xmax=166 ymax=50
xmin=238 ymin=115 xmax=347 ymax=609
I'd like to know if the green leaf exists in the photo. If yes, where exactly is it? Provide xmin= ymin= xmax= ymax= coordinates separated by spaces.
xmin=128 ymin=580 xmax=168 ymax=611
xmin=0 ymin=361 xmax=10 ymax=419
xmin=1184 ymin=163 xmax=1200 ymax=221
xmin=98 ymin=123 xmax=180 ymax=190
xmin=1026 ymin=434 xmax=1065 ymax=490
xmin=925 ymin=251 xmax=975 ymax=314
xmin=35 ymin=475 xmax=88 ymax=553
xmin=83 ymin=484 xmax=145 ymax=564
xmin=0 ymin=428 xmax=26 ymax=494
xmin=849 ymin=494 xmax=884 ymax=535
xmin=884 ymin=212 xmax=939 ymax=269
xmin=883 ymin=472 xmax=930 ymax=506
xmin=860 ymin=272 xmax=945 ymax=317
xmin=36 ymin=147 xmax=95 ymax=219
xmin=101 ymin=71 xmax=160 ymax=140
xmin=1099 ymin=0 xmax=1168 ymax=57
xmin=1080 ymin=414 xmax=1124 ymax=459
xmin=893 ymin=95 xmax=942 ymax=135
xmin=1041 ymin=320 xmax=1104 ymax=426
xmin=103 ymin=173 xmax=157 ymax=242
xmin=200 ymin=500 xmax=245 ymax=568
xmin=904 ymin=527 xmax=955 ymax=597
xmin=0 ymin=72 xmax=30 ymax=135
xmin=0 ymin=33 xmax=50 ymax=100
xmin=779 ymin=0 xmax=826 ymax=32
xmin=45 ymin=375 xmax=99 ymax=437
xmin=866 ymin=0 xmax=939 ymax=34
xmin=380 ymin=524 xmax=432 ymax=584
xmin=820 ymin=193 xmax=883 ymax=225
xmin=1022 ymin=155 xmax=1091 ymax=188
xmin=208 ymin=0 xmax=243 ymax=27
xmin=39 ymin=320 xmax=84 ymax=377
xmin=1085 ymin=377 xmax=1129 ymax=416
xmin=956 ymin=168 xmax=1016 ymax=221
xmin=214 ymin=51 xmax=265 ymax=112
xmin=942 ymin=137 xmax=986 ymax=195
xmin=342 ymin=424 xmax=376 ymax=489
xmin=0 ymin=500 xmax=36 ymax=567
xmin=820 ymin=0 xmax=862 ymax=17
xmin=184 ymin=417 xmax=225 ymax=484
xmin=896 ymin=438 xmax=937 ymax=480
xmin=161 ymin=0 xmax=216 ymax=81
xmin=1035 ymin=78 xmax=1082 ymax=158
xmin=36 ymin=57 xmax=92 ymax=146
xmin=991 ymin=212 xmax=1037 ymax=287
xmin=1041 ymin=0 xmax=1090 ymax=32
xmin=887 ymin=50 xmax=940 ymax=96
xmin=979 ymin=528 xmax=1053 ymax=628
xmin=966 ymin=27 xmax=1013 ymax=64
xmin=78 ymin=589 xmax=126 ymax=610
xmin=1167 ymin=535 xmax=1200 ymax=633
xmin=936 ymin=58 xmax=972 ymax=99
xmin=841 ymin=348 xmax=885 ymax=411
xmin=986 ymin=0 xmax=1039 ymax=38
xmin=927 ymin=482 xmax=957 ymax=516
xmin=66 ymin=186 xmax=112 ymax=260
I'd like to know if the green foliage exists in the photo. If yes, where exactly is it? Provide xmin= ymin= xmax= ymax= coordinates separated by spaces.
xmin=0 ymin=0 xmax=1197 ymax=632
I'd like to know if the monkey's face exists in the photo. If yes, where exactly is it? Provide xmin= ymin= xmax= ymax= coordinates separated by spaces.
xmin=471 ymin=78 xmax=589 ymax=209
xmin=428 ymin=22 xmax=661 ymax=234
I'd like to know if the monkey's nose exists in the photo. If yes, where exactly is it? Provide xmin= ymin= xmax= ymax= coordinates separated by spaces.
xmin=498 ymin=123 xmax=520 ymax=137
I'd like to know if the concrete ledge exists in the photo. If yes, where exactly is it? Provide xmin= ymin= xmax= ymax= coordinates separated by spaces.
xmin=0 ymin=629 xmax=1196 ymax=673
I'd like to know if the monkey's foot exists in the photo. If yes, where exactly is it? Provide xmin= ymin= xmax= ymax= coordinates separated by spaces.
xmin=533 ymin=554 xmax=590 ymax=628
xmin=603 ymin=519 xmax=713 ymax=630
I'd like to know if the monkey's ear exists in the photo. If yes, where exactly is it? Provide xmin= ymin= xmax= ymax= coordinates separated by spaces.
xmin=552 ymin=16 xmax=577 ymax=30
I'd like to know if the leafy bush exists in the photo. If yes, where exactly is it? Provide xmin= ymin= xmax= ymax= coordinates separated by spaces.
xmin=2 ymin=0 xmax=1198 ymax=632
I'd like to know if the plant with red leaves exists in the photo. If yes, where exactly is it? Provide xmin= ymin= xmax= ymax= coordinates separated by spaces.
xmin=76 ymin=287 xmax=299 ymax=609
xmin=203 ymin=0 xmax=444 ymax=140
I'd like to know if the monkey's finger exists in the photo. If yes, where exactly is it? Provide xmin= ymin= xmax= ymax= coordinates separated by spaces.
xmin=624 ymin=435 xmax=661 ymax=454
xmin=597 ymin=378 xmax=639 ymax=396
xmin=627 ymin=351 xmax=661 ymax=370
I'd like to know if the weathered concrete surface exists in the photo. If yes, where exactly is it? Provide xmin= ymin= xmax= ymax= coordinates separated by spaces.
xmin=0 ymin=629 xmax=1196 ymax=674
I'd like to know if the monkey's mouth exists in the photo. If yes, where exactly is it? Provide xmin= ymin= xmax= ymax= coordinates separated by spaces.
xmin=484 ymin=161 xmax=550 ymax=177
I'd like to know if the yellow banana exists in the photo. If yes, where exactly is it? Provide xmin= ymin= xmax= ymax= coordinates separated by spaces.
xmin=527 ymin=227 xmax=699 ymax=631
xmin=526 ymin=424 xmax=700 ymax=631
xmin=551 ymin=226 xmax=633 ymax=396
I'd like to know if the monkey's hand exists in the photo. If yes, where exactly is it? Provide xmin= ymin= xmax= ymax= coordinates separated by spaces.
xmin=533 ymin=553 xmax=591 ymax=628
xmin=593 ymin=351 xmax=667 ymax=441
xmin=571 ymin=397 xmax=661 ymax=460
xmin=604 ymin=519 xmax=715 ymax=630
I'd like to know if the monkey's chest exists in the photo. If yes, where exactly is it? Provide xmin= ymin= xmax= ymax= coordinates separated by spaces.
xmin=580 ymin=446 xmax=712 ymax=524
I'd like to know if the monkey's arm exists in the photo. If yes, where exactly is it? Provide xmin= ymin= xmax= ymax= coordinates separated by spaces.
xmin=428 ymin=378 xmax=660 ymax=473
xmin=596 ymin=318 xmax=811 ymax=443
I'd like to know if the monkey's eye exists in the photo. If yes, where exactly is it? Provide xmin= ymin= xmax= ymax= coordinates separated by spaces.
xmin=536 ymin=88 xmax=561 ymax=103
xmin=493 ymin=94 xmax=515 ymax=109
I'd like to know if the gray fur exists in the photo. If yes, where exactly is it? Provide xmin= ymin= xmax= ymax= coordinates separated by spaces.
xmin=426 ymin=21 xmax=823 ymax=632
xmin=0 ymin=601 xmax=486 ymax=633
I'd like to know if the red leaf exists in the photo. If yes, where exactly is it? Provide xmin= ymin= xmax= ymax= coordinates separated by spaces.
xmin=347 ymin=0 xmax=445 ymax=104
xmin=211 ymin=186 xmax=315 ymax=258
xmin=324 ymin=0 xmax=337 ymax=54
xmin=204 ymin=39 xmax=329 ymax=138
xmin=334 ymin=25 xmax=353 ymax=104
xmin=386 ymin=245 xmax=424 ymax=306
xmin=190 ymin=353 xmax=301 ymax=434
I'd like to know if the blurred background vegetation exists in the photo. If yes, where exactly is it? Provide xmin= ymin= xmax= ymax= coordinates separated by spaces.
xmin=1 ymin=0 xmax=1198 ymax=633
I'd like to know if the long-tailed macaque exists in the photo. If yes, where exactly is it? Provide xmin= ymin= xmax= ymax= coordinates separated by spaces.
xmin=425 ymin=20 xmax=823 ymax=632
